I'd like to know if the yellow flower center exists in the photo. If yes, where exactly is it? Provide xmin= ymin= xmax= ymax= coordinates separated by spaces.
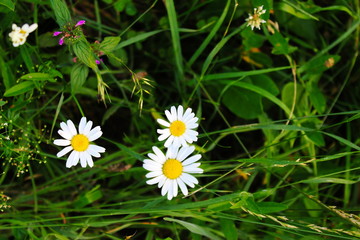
xmin=169 ymin=120 xmax=186 ymax=137
xmin=20 ymin=30 xmax=27 ymax=34
xmin=162 ymin=159 xmax=183 ymax=179
xmin=71 ymin=134 xmax=89 ymax=152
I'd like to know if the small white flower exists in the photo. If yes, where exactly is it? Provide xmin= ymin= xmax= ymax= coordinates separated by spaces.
xmin=245 ymin=5 xmax=266 ymax=30
xmin=53 ymin=117 xmax=106 ymax=168
xmin=143 ymin=145 xmax=203 ymax=200
xmin=157 ymin=105 xmax=199 ymax=148
xmin=9 ymin=23 xmax=38 ymax=47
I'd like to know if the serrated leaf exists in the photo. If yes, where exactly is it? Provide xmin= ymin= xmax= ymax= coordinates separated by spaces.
xmin=50 ymin=0 xmax=72 ymax=26
xmin=100 ymin=36 xmax=121 ymax=53
xmin=4 ymin=81 xmax=35 ymax=97
xmin=0 ymin=0 xmax=15 ymax=11
xmin=71 ymin=63 xmax=89 ymax=93
xmin=73 ymin=41 xmax=97 ymax=69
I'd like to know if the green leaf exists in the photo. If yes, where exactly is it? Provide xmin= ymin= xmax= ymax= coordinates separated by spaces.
xmin=20 ymin=73 xmax=56 ymax=82
xmin=302 ymin=178 xmax=357 ymax=184
xmin=0 ymin=0 xmax=15 ymax=11
xmin=302 ymin=120 xmax=325 ymax=147
xmin=0 ymin=54 xmax=14 ymax=89
xmin=222 ymin=86 xmax=263 ymax=120
xmin=307 ymin=82 xmax=326 ymax=114
xmin=281 ymin=82 xmax=306 ymax=115
xmin=299 ymin=55 xmax=340 ymax=75
xmin=100 ymin=36 xmax=121 ymax=53
xmin=71 ymin=63 xmax=89 ymax=93
xmin=115 ymin=30 xmax=164 ymax=49
xmin=50 ymin=0 xmax=72 ymax=26
xmin=164 ymin=218 xmax=221 ymax=240
xmin=268 ymin=32 xmax=297 ymax=55
xmin=0 ymin=100 xmax=7 ymax=107
xmin=220 ymin=218 xmax=238 ymax=240
xmin=256 ymin=202 xmax=288 ymax=214
xmin=275 ymin=1 xmax=318 ymax=20
xmin=73 ymin=41 xmax=97 ymax=69
xmin=251 ymin=75 xmax=279 ymax=96
xmin=73 ymin=185 xmax=103 ymax=209
xmin=4 ymin=81 xmax=35 ymax=97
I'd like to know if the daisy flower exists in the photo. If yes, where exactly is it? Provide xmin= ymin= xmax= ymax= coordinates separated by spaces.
xmin=143 ymin=145 xmax=203 ymax=200
xmin=53 ymin=117 xmax=105 ymax=168
xmin=9 ymin=23 xmax=38 ymax=47
xmin=245 ymin=5 xmax=267 ymax=30
xmin=157 ymin=105 xmax=199 ymax=148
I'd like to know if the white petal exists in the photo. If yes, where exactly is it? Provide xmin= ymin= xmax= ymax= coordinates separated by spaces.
xmin=60 ymin=122 xmax=72 ymax=136
xmin=157 ymin=175 xmax=167 ymax=188
xmin=177 ymin=105 xmax=184 ymax=120
xmin=143 ymin=163 xmax=162 ymax=171
xmin=88 ymin=144 xmax=106 ymax=153
xmin=181 ymin=173 xmax=198 ymax=186
xmin=54 ymin=139 xmax=70 ymax=146
xmin=146 ymin=175 xmax=163 ymax=185
xmin=28 ymin=23 xmax=38 ymax=33
xmin=165 ymin=109 xmax=174 ymax=122
xmin=88 ymin=130 xmax=103 ymax=141
xmin=177 ymin=178 xmax=188 ymax=196
xmin=66 ymin=150 xmax=76 ymax=168
xmin=152 ymin=146 xmax=166 ymax=163
xmin=87 ymin=147 xmax=101 ymax=158
xmin=179 ymin=137 xmax=187 ymax=147
xmin=183 ymin=112 xmax=195 ymax=122
xmin=83 ymin=120 xmax=93 ymax=135
xmin=78 ymin=117 xmax=87 ymax=134
xmin=182 ymin=154 xmax=201 ymax=166
xmin=86 ymin=153 xmax=94 ymax=167
xmin=166 ymin=145 xmax=179 ymax=159
xmin=164 ymin=135 xmax=174 ymax=148
xmin=187 ymin=123 xmax=199 ymax=129
xmin=172 ymin=179 xmax=178 ymax=198
xmin=88 ymin=126 xmax=101 ymax=138
xmin=157 ymin=119 xmax=170 ymax=127
xmin=172 ymin=137 xmax=181 ymax=148
xmin=143 ymin=159 xmax=162 ymax=169
xmin=185 ymin=117 xmax=199 ymax=125
xmin=158 ymin=131 xmax=171 ymax=141
xmin=71 ymin=151 xmax=80 ymax=167
xmin=21 ymin=24 xmax=30 ymax=31
xmin=170 ymin=106 xmax=177 ymax=120
xmin=167 ymin=180 xmax=174 ymax=200
xmin=183 ymin=163 xmax=203 ymax=173
xmin=66 ymin=120 xmax=77 ymax=136
xmin=145 ymin=171 xmax=163 ymax=178
xmin=147 ymin=153 xmax=161 ymax=163
xmin=56 ymin=146 xmax=73 ymax=157
xmin=58 ymin=129 xmax=72 ymax=140
xmin=177 ymin=146 xmax=195 ymax=161
xmin=161 ymin=178 xmax=171 ymax=196
xmin=80 ymin=152 xmax=87 ymax=167
xmin=182 ymin=108 xmax=192 ymax=120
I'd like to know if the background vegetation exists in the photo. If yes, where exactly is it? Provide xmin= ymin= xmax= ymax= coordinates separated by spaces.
xmin=0 ymin=0 xmax=359 ymax=239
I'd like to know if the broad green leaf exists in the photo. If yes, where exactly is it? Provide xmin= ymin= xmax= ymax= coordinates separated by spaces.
xmin=268 ymin=32 xmax=297 ymax=55
xmin=164 ymin=218 xmax=221 ymax=240
xmin=281 ymin=82 xmax=306 ymax=115
xmin=71 ymin=63 xmax=89 ymax=93
xmin=0 ymin=100 xmax=7 ymax=106
xmin=100 ymin=36 xmax=121 ymax=53
xmin=0 ymin=55 xmax=14 ymax=89
xmin=222 ymin=86 xmax=263 ymax=120
xmin=0 ymin=0 xmax=14 ymax=11
xmin=4 ymin=81 xmax=35 ymax=97
xmin=302 ymin=120 xmax=325 ymax=147
xmin=298 ymin=55 xmax=340 ymax=74
xmin=220 ymin=218 xmax=237 ymax=240
xmin=256 ymin=202 xmax=288 ymax=214
xmin=251 ymin=75 xmax=279 ymax=96
xmin=73 ymin=41 xmax=97 ymax=69
xmin=307 ymin=82 xmax=326 ymax=114
xmin=50 ymin=0 xmax=72 ymax=26
xmin=20 ymin=73 xmax=55 ymax=82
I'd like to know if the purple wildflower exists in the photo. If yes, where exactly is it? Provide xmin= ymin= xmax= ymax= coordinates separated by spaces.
xmin=53 ymin=31 xmax=62 ymax=36
xmin=75 ymin=20 xmax=86 ymax=27
xmin=59 ymin=37 xmax=64 ymax=46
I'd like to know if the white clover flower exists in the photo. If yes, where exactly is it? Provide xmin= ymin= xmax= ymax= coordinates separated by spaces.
xmin=53 ymin=117 xmax=105 ymax=168
xmin=9 ymin=23 xmax=38 ymax=47
xmin=157 ymin=105 xmax=199 ymax=148
xmin=143 ymin=145 xmax=203 ymax=200
xmin=245 ymin=5 xmax=266 ymax=30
